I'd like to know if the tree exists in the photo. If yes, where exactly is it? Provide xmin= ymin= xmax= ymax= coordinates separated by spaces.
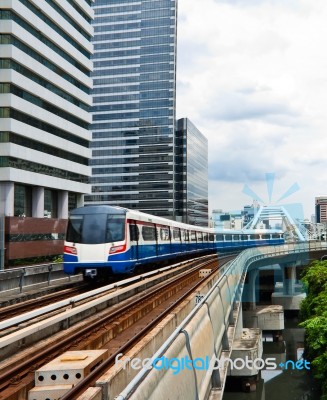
xmin=300 ymin=260 xmax=327 ymax=397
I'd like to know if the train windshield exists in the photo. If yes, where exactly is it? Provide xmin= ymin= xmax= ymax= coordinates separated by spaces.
xmin=66 ymin=213 xmax=125 ymax=244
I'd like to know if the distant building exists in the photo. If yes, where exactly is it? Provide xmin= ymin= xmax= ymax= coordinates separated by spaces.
xmin=0 ymin=1 xmax=93 ymax=267
xmin=315 ymin=196 xmax=327 ymax=223
xmin=211 ymin=209 xmax=243 ymax=230
xmin=175 ymin=118 xmax=208 ymax=226
xmin=243 ymin=200 xmax=260 ymax=225
xmin=211 ymin=201 xmax=260 ymax=230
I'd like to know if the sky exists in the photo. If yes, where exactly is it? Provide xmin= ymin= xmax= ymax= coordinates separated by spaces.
xmin=176 ymin=0 xmax=327 ymax=220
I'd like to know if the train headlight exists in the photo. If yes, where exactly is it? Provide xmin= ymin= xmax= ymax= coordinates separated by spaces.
xmin=64 ymin=245 xmax=77 ymax=255
xmin=110 ymin=245 xmax=125 ymax=254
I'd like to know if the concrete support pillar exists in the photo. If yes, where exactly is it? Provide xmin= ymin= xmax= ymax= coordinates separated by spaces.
xmin=0 ymin=182 xmax=14 ymax=270
xmin=32 ymin=187 xmax=44 ymax=218
xmin=282 ymin=264 xmax=296 ymax=295
xmin=244 ymin=269 xmax=259 ymax=311
xmin=58 ymin=191 xmax=68 ymax=219
xmin=76 ymin=193 xmax=84 ymax=208
xmin=0 ymin=182 xmax=14 ymax=216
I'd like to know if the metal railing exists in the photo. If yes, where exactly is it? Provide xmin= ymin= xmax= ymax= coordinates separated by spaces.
xmin=0 ymin=262 xmax=72 ymax=294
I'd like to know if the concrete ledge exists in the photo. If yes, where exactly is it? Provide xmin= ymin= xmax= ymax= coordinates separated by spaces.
xmin=228 ymin=328 xmax=263 ymax=377
xmin=271 ymin=293 xmax=306 ymax=310
xmin=243 ymin=305 xmax=284 ymax=330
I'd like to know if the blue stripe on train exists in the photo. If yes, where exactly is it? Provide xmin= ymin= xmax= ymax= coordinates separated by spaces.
xmin=63 ymin=239 xmax=284 ymax=275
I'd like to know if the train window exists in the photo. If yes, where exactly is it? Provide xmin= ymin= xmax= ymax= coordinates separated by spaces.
xmin=106 ymin=215 xmax=125 ymax=242
xmin=67 ymin=213 xmax=126 ymax=244
xmin=185 ymin=231 xmax=190 ymax=241
xmin=204 ymin=233 xmax=208 ymax=241
xmin=129 ymin=223 xmax=139 ymax=242
xmin=209 ymin=234 xmax=214 ymax=241
xmin=191 ymin=231 xmax=196 ymax=241
xmin=66 ymin=215 xmax=83 ymax=243
xmin=241 ymin=235 xmax=249 ymax=241
xmin=233 ymin=235 xmax=240 ymax=241
xmin=142 ymin=225 xmax=156 ymax=241
xmin=160 ymin=228 xmax=169 ymax=241
xmin=173 ymin=229 xmax=180 ymax=240
xmin=262 ymin=234 xmax=271 ymax=239
xmin=216 ymin=234 xmax=224 ymax=241
xmin=197 ymin=232 xmax=203 ymax=241
xmin=272 ymin=233 xmax=281 ymax=238
xmin=225 ymin=235 xmax=232 ymax=241
xmin=249 ymin=234 xmax=260 ymax=240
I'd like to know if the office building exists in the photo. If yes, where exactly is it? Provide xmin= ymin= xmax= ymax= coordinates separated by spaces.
xmin=0 ymin=1 xmax=93 ymax=267
xmin=175 ymin=118 xmax=208 ymax=226
xmin=315 ymin=196 xmax=327 ymax=223
xmin=87 ymin=0 xmax=178 ymax=219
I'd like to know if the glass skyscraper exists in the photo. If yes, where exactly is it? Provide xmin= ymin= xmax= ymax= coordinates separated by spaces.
xmin=175 ymin=118 xmax=208 ymax=226
xmin=87 ymin=0 xmax=178 ymax=219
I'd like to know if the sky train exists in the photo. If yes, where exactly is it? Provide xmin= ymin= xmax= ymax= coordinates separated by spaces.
xmin=63 ymin=205 xmax=284 ymax=279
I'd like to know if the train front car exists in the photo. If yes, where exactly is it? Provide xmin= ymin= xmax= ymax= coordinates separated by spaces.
xmin=64 ymin=206 xmax=131 ymax=279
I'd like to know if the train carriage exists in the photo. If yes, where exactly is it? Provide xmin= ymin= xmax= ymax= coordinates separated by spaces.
xmin=64 ymin=205 xmax=284 ymax=279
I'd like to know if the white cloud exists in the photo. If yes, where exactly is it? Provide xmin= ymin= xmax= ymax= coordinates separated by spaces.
xmin=176 ymin=0 xmax=327 ymax=218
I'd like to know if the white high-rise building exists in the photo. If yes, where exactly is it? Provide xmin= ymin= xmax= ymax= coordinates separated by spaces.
xmin=0 ymin=1 xmax=93 ymax=267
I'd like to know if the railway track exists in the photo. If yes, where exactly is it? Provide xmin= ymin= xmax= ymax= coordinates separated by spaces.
xmin=0 ymin=254 xmax=235 ymax=400
xmin=0 ymin=282 xmax=90 ymax=322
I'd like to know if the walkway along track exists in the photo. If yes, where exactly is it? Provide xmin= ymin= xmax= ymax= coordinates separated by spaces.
xmin=0 ymin=282 xmax=89 ymax=322
xmin=0 ymin=254 xmax=235 ymax=400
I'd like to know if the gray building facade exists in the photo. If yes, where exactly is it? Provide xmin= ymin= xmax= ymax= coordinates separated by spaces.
xmin=175 ymin=118 xmax=208 ymax=226
xmin=87 ymin=0 xmax=178 ymax=219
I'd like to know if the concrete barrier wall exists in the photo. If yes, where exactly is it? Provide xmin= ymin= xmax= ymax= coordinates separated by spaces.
xmin=182 ymin=306 xmax=215 ymax=400
xmin=0 ymin=263 xmax=80 ymax=296
xmin=121 ymin=299 xmax=221 ymax=400
xmin=206 ymin=288 xmax=226 ymax=353
xmin=219 ymin=277 xmax=232 ymax=326
xmin=128 ymin=334 xmax=197 ymax=400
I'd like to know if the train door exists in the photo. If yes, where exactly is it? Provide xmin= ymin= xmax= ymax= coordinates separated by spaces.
xmin=154 ymin=224 xmax=159 ymax=257
xmin=129 ymin=221 xmax=139 ymax=262
xmin=158 ymin=226 xmax=170 ymax=257
xmin=140 ymin=223 xmax=157 ymax=260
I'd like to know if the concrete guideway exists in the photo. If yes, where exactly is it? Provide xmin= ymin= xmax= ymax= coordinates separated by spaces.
xmin=112 ymin=242 xmax=327 ymax=400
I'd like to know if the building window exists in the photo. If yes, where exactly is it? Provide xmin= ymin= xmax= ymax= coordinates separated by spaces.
xmin=14 ymin=184 xmax=32 ymax=217
xmin=68 ymin=193 xmax=78 ymax=212
xmin=44 ymin=189 xmax=58 ymax=218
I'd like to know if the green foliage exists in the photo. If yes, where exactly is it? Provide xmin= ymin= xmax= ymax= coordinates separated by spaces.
xmin=52 ymin=255 xmax=63 ymax=263
xmin=9 ymin=254 xmax=63 ymax=267
xmin=300 ymin=260 xmax=327 ymax=397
